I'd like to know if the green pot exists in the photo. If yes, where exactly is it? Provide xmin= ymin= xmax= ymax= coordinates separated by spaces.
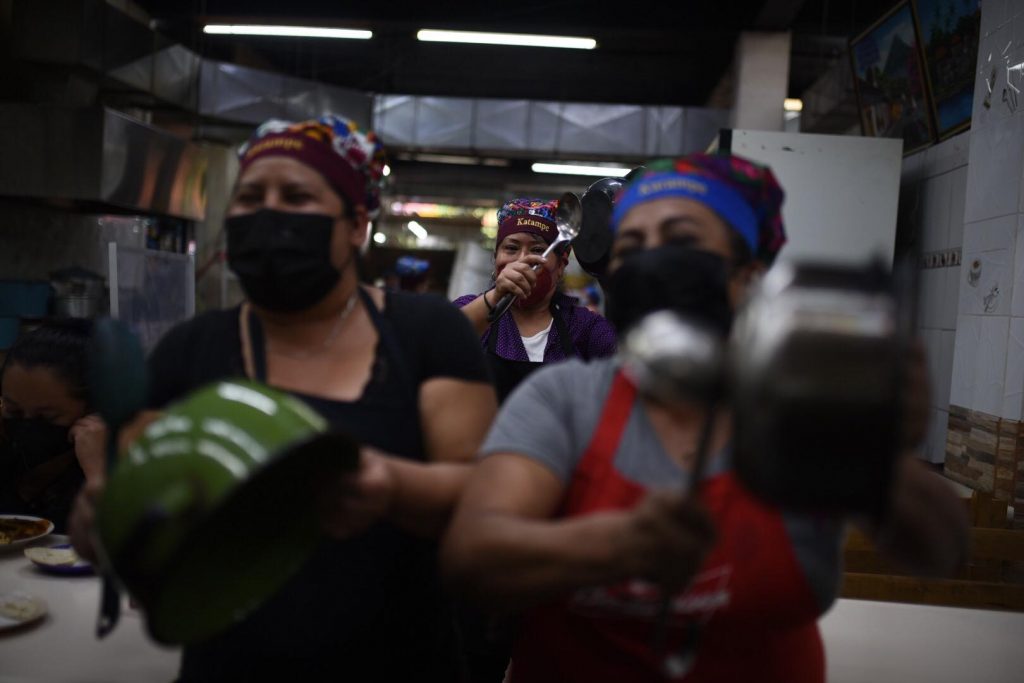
xmin=96 ymin=380 xmax=359 ymax=644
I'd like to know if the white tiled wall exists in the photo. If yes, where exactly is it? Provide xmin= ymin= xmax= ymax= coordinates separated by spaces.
xmin=960 ymin=214 xmax=1016 ymax=316
xmin=1003 ymin=317 xmax=1024 ymax=420
xmin=948 ymin=166 xmax=968 ymax=249
xmin=947 ymin=0 xmax=1024 ymax=428
xmin=906 ymin=132 xmax=970 ymax=462
xmin=1013 ymin=215 xmax=1024 ymax=316
xmin=952 ymin=314 xmax=1011 ymax=416
xmin=964 ymin=114 xmax=1023 ymax=223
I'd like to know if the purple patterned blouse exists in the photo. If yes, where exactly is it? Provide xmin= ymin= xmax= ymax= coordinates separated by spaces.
xmin=454 ymin=291 xmax=618 ymax=363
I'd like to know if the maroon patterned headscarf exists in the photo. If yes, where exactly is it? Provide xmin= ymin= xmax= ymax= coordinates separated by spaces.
xmin=238 ymin=115 xmax=386 ymax=213
xmin=496 ymin=198 xmax=559 ymax=248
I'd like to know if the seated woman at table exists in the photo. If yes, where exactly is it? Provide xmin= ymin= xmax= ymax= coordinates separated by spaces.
xmin=1 ymin=320 xmax=105 ymax=532
xmin=455 ymin=198 xmax=617 ymax=402
xmin=71 ymin=114 xmax=497 ymax=682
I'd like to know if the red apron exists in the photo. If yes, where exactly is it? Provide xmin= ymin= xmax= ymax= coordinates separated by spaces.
xmin=510 ymin=371 xmax=826 ymax=682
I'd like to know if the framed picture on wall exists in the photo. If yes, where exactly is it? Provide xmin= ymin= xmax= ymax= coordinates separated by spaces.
xmin=914 ymin=0 xmax=981 ymax=139
xmin=850 ymin=0 xmax=935 ymax=155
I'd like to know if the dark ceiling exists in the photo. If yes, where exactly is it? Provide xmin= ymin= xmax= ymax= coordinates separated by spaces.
xmin=133 ymin=0 xmax=901 ymax=106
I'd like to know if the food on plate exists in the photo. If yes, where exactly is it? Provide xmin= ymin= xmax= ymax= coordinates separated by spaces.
xmin=0 ymin=517 xmax=52 ymax=545
xmin=24 ymin=546 xmax=79 ymax=566
xmin=0 ymin=593 xmax=47 ymax=623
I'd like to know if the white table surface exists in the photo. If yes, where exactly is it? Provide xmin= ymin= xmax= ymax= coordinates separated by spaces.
xmin=821 ymin=598 xmax=1024 ymax=683
xmin=0 ymin=536 xmax=180 ymax=683
xmin=3 ymin=536 xmax=1023 ymax=682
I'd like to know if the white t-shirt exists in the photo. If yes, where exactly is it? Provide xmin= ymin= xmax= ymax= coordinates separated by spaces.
xmin=521 ymin=320 xmax=553 ymax=362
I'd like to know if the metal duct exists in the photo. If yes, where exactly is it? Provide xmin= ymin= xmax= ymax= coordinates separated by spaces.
xmin=373 ymin=95 xmax=729 ymax=159
xmin=10 ymin=0 xmax=719 ymax=161
xmin=197 ymin=60 xmax=371 ymax=129
xmin=0 ymin=105 xmax=207 ymax=220
xmin=10 ymin=0 xmax=372 ymax=128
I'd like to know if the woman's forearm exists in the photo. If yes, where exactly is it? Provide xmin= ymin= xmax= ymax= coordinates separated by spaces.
xmin=459 ymin=291 xmax=495 ymax=337
xmin=865 ymin=455 xmax=970 ymax=577
xmin=441 ymin=510 xmax=630 ymax=611
xmin=385 ymin=459 xmax=476 ymax=538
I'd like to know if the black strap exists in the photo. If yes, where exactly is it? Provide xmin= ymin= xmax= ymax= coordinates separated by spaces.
xmin=485 ymin=312 xmax=500 ymax=354
xmin=550 ymin=302 xmax=577 ymax=358
xmin=246 ymin=307 xmax=268 ymax=383
xmin=243 ymin=288 xmax=418 ymax=405
xmin=357 ymin=287 xmax=418 ymax=404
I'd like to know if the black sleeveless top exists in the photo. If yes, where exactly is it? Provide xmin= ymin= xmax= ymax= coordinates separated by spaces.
xmin=146 ymin=290 xmax=489 ymax=682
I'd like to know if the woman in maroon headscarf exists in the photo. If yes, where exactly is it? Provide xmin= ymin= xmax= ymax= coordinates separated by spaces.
xmin=455 ymin=198 xmax=616 ymax=402
xmin=71 ymin=115 xmax=497 ymax=682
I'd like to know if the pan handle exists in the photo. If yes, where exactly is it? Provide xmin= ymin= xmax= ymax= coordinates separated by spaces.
xmin=487 ymin=290 xmax=518 ymax=323
xmin=488 ymin=261 xmax=545 ymax=322
xmin=486 ymin=237 xmax=571 ymax=323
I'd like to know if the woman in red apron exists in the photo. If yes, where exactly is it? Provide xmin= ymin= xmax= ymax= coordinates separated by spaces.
xmin=442 ymin=153 xmax=969 ymax=682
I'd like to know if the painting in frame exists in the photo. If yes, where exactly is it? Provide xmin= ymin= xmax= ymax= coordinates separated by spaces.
xmin=850 ymin=0 xmax=936 ymax=155
xmin=914 ymin=0 xmax=981 ymax=139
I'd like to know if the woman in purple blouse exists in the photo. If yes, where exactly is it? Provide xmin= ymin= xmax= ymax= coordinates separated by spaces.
xmin=455 ymin=198 xmax=617 ymax=403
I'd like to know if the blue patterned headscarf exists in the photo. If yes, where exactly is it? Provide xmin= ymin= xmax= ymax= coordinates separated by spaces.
xmin=613 ymin=153 xmax=786 ymax=265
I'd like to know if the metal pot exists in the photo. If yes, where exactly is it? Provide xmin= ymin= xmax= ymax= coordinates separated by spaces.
xmin=619 ymin=259 xmax=903 ymax=516
xmin=729 ymin=261 xmax=902 ymax=516
xmin=50 ymin=267 xmax=105 ymax=318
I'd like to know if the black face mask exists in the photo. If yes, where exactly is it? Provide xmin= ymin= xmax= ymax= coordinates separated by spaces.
xmin=2 ymin=417 xmax=72 ymax=472
xmin=226 ymin=209 xmax=343 ymax=312
xmin=605 ymin=244 xmax=734 ymax=337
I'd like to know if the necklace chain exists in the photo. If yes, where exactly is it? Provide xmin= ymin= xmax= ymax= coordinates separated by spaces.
xmin=267 ymin=290 xmax=359 ymax=360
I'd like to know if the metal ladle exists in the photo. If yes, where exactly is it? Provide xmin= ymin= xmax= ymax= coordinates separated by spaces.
xmin=620 ymin=311 xmax=724 ymax=673
xmin=487 ymin=192 xmax=583 ymax=323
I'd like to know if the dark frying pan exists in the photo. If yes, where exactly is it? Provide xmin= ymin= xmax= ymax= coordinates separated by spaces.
xmin=575 ymin=167 xmax=646 ymax=281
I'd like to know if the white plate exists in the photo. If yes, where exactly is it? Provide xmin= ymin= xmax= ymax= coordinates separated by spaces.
xmin=0 ymin=591 xmax=48 ymax=632
xmin=0 ymin=514 xmax=54 ymax=551
xmin=25 ymin=544 xmax=93 ymax=575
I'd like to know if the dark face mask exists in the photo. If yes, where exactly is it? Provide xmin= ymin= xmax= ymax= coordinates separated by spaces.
xmin=2 ymin=417 xmax=72 ymax=472
xmin=605 ymin=244 xmax=734 ymax=337
xmin=227 ymin=209 xmax=343 ymax=312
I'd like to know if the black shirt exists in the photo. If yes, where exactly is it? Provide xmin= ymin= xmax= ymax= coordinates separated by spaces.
xmin=147 ymin=290 xmax=489 ymax=682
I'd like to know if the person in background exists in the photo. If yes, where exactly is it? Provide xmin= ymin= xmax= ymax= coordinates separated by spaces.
xmin=1 ymin=320 xmax=105 ymax=532
xmin=70 ymin=114 xmax=497 ymax=682
xmin=441 ymin=153 xmax=969 ymax=683
xmin=455 ymin=198 xmax=617 ymax=402
xmin=395 ymin=255 xmax=431 ymax=293
xmin=582 ymin=282 xmax=603 ymax=314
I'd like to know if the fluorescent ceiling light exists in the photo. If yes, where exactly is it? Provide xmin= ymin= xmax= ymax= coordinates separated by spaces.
xmin=415 ymin=153 xmax=483 ymax=165
xmin=783 ymin=98 xmax=803 ymax=112
xmin=373 ymin=232 xmax=386 ymax=244
xmin=417 ymin=29 xmax=596 ymax=50
xmin=532 ymin=162 xmax=631 ymax=177
xmin=406 ymin=221 xmax=429 ymax=239
xmin=203 ymin=24 xmax=372 ymax=40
